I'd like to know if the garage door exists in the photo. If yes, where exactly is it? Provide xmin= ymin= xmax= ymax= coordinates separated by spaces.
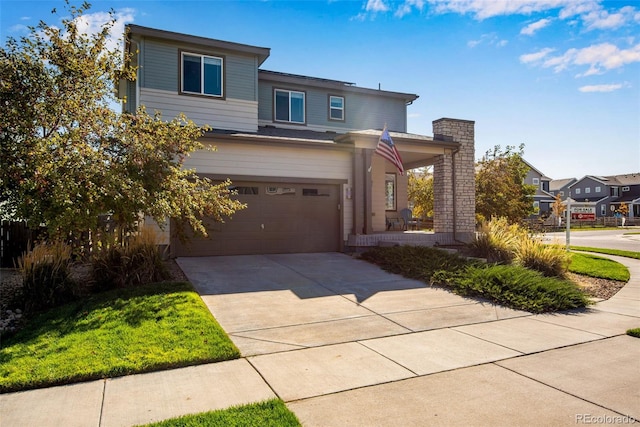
xmin=171 ymin=182 xmax=340 ymax=256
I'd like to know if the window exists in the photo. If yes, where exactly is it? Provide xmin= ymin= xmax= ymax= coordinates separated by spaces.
xmin=560 ymin=191 xmax=564 ymax=196
xmin=585 ymin=187 xmax=591 ymax=194
xmin=575 ymin=188 xmax=581 ymax=195
xmin=275 ymin=89 xmax=305 ymax=124
xmin=595 ymin=186 xmax=601 ymax=193
xmin=601 ymin=204 xmax=606 ymax=215
xmin=611 ymin=187 xmax=619 ymax=197
xmin=385 ymin=173 xmax=396 ymax=211
xmin=329 ymin=95 xmax=344 ymax=121
xmin=181 ymin=52 xmax=223 ymax=97
xmin=532 ymin=178 xmax=539 ymax=185
xmin=533 ymin=201 xmax=540 ymax=209
xmin=622 ymin=186 xmax=630 ymax=192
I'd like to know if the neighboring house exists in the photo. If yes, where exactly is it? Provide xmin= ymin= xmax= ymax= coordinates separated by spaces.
xmin=522 ymin=159 xmax=554 ymax=217
xmin=549 ymin=178 xmax=577 ymax=201
xmin=121 ymin=25 xmax=476 ymax=257
xmin=567 ymin=174 xmax=640 ymax=218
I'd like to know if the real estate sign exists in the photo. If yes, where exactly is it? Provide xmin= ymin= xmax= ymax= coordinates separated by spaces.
xmin=571 ymin=206 xmax=596 ymax=221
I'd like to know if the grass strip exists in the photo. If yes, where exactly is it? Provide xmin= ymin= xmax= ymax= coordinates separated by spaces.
xmin=569 ymin=253 xmax=630 ymax=282
xmin=139 ymin=399 xmax=301 ymax=427
xmin=627 ymin=328 xmax=640 ymax=338
xmin=0 ymin=282 xmax=240 ymax=393
xmin=571 ymin=246 xmax=640 ymax=260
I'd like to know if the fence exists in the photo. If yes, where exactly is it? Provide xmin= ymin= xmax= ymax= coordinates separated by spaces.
xmin=0 ymin=221 xmax=44 ymax=268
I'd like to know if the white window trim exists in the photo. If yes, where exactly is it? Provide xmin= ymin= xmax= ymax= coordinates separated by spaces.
xmin=532 ymin=177 xmax=539 ymax=185
xmin=585 ymin=187 xmax=591 ymax=193
xmin=274 ymin=89 xmax=306 ymax=124
xmin=575 ymin=188 xmax=581 ymax=195
xmin=622 ymin=186 xmax=630 ymax=192
xmin=595 ymin=186 xmax=601 ymax=193
xmin=181 ymin=52 xmax=224 ymax=97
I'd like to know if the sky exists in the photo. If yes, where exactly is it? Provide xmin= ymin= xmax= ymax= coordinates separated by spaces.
xmin=2 ymin=0 xmax=639 ymax=180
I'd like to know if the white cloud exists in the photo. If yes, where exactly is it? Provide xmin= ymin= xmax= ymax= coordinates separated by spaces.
xmin=527 ymin=42 xmax=640 ymax=75
xmin=426 ymin=0 xmax=580 ymax=20
xmin=467 ymin=32 xmax=508 ymax=48
xmin=521 ymin=18 xmax=552 ymax=35
xmin=72 ymin=8 xmax=135 ymax=52
xmin=396 ymin=0 xmax=426 ymax=18
xmin=366 ymin=0 xmax=390 ymax=13
xmin=519 ymin=47 xmax=555 ymax=64
xmin=578 ymin=83 xmax=623 ymax=92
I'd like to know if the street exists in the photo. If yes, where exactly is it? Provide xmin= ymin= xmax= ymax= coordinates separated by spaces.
xmin=541 ymin=228 xmax=640 ymax=252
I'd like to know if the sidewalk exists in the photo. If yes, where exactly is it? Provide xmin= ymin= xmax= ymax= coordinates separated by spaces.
xmin=2 ymin=253 xmax=639 ymax=426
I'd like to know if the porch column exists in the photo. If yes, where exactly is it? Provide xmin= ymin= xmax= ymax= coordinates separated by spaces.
xmin=353 ymin=148 xmax=374 ymax=234
xmin=432 ymin=118 xmax=476 ymax=243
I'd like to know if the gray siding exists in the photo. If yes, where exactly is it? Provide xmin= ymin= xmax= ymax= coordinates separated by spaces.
xmin=258 ymin=81 xmax=407 ymax=132
xmin=571 ymin=177 xmax=606 ymax=199
xmin=140 ymin=38 xmax=258 ymax=102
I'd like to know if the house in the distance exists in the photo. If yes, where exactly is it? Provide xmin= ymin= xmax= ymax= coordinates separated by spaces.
xmin=121 ymin=25 xmax=476 ymax=257
xmin=522 ymin=159 xmax=554 ymax=217
xmin=567 ymin=174 xmax=640 ymax=218
xmin=549 ymin=178 xmax=577 ymax=201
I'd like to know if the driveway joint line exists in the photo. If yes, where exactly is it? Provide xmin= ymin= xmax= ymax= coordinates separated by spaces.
xmin=98 ymin=379 xmax=106 ymax=427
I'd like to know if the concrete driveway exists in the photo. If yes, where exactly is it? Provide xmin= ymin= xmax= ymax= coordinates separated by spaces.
xmin=176 ymin=252 xmax=528 ymax=356
xmin=175 ymin=252 xmax=640 ymax=425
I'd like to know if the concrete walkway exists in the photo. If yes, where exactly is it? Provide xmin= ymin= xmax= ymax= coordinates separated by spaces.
xmin=2 ymin=252 xmax=639 ymax=426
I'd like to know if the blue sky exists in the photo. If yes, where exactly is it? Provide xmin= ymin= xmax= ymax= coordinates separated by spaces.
xmin=2 ymin=0 xmax=639 ymax=180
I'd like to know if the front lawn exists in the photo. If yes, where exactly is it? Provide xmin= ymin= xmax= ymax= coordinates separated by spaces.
xmin=569 ymin=252 xmax=630 ymax=282
xmin=361 ymin=246 xmax=591 ymax=313
xmin=140 ymin=399 xmax=301 ymax=427
xmin=571 ymin=246 xmax=640 ymax=260
xmin=0 ymin=281 xmax=240 ymax=393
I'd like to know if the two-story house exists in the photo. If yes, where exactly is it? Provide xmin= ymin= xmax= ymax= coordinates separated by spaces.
xmin=549 ymin=178 xmax=577 ymax=201
xmin=568 ymin=174 xmax=640 ymax=219
xmin=522 ymin=159 xmax=554 ymax=217
xmin=122 ymin=25 xmax=476 ymax=257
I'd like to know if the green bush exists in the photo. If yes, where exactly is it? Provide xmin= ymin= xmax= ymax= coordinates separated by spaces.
xmin=434 ymin=264 xmax=590 ymax=313
xmin=17 ymin=241 xmax=76 ymax=313
xmin=92 ymin=228 xmax=169 ymax=291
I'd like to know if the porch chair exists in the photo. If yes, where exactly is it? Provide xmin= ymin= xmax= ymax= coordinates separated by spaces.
xmin=400 ymin=208 xmax=419 ymax=230
xmin=386 ymin=216 xmax=401 ymax=231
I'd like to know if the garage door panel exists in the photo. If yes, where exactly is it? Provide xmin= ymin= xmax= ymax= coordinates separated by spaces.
xmin=172 ymin=181 xmax=340 ymax=256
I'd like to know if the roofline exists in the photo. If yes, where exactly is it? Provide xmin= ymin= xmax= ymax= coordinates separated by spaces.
xmin=569 ymin=175 xmax=610 ymax=188
xmin=126 ymin=24 xmax=271 ymax=65
xmin=521 ymin=158 xmax=550 ymax=180
xmin=259 ymin=69 xmax=419 ymax=102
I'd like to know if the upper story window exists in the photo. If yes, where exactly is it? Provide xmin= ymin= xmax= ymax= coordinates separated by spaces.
xmin=622 ymin=186 xmax=630 ymax=192
xmin=575 ymin=188 xmax=581 ymax=195
xmin=329 ymin=95 xmax=345 ymax=121
xmin=595 ymin=186 xmax=601 ymax=193
xmin=181 ymin=52 xmax=223 ymax=97
xmin=275 ymin=89 xmax=305 ymax=124
xmin=532 ymin=177 xmax=539 ymax=185
xmin=585 ymin=187 xmax=591 ymax=194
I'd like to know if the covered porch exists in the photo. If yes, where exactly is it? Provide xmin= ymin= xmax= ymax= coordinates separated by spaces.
xmin=338 ymin=118 xmax=476 ymax=250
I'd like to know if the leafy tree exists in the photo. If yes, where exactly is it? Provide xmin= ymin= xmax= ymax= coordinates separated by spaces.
xmin=408 ymin=168 xmax=433 ymax=219
xmin=0 ymin=2 xmax=244 ymax=241
xmin=551 ymin=193 xmax=566 ymax=226
xmin=475 ymin=144 xmax=537 ymax=223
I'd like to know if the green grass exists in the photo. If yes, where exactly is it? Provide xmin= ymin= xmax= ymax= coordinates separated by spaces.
xmin=571 ymin=246 xmax=640 ymax=260
xmin=627 ymin=328 xmax=640 ymax=338
xmin=0 ymin=282 xmax=240 ymax=393
xmin=362 ymin=246 xmax=590 ymax=313
xmin=140 ymin=399 xmax=301 ymax=427
xmin=569 ymin=252 xmax=630 ymax=282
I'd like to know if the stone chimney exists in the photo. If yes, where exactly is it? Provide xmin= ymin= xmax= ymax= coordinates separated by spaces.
xmin=432 ymin=118 xmax=476 ymax=243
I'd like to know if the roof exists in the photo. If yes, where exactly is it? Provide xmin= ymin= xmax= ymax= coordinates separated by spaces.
xmin=259 ymin=70 xmax=419 ymax=103
xmin=550 ymin=178 xmax=577 ymax=191
xmin=521 ymin=158 xmax=551 ymax=180
xmin=569 ymin=173 xmax=640 ymax=188
xmin=126 ymin=24 xmax=271 ymax=65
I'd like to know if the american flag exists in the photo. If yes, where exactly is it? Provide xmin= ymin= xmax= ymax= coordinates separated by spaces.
xmin=375 ymin=127 xmax=404 ymax=175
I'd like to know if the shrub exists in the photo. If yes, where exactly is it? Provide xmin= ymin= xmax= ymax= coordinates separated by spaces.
xmin=92 ymin=228 xmax=169 ymax=290
xmin=17 ymin=241 xmax=76 ymax=312
xmin=469 ymin=217 xmax=526 ymax=263
xmin=434 ymin=264 xmax=590 ymax=313
xmin=470 ymin=217 xmax=570 ymax=277
xmin=515 ymin=239 xmax=571 ymax=278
